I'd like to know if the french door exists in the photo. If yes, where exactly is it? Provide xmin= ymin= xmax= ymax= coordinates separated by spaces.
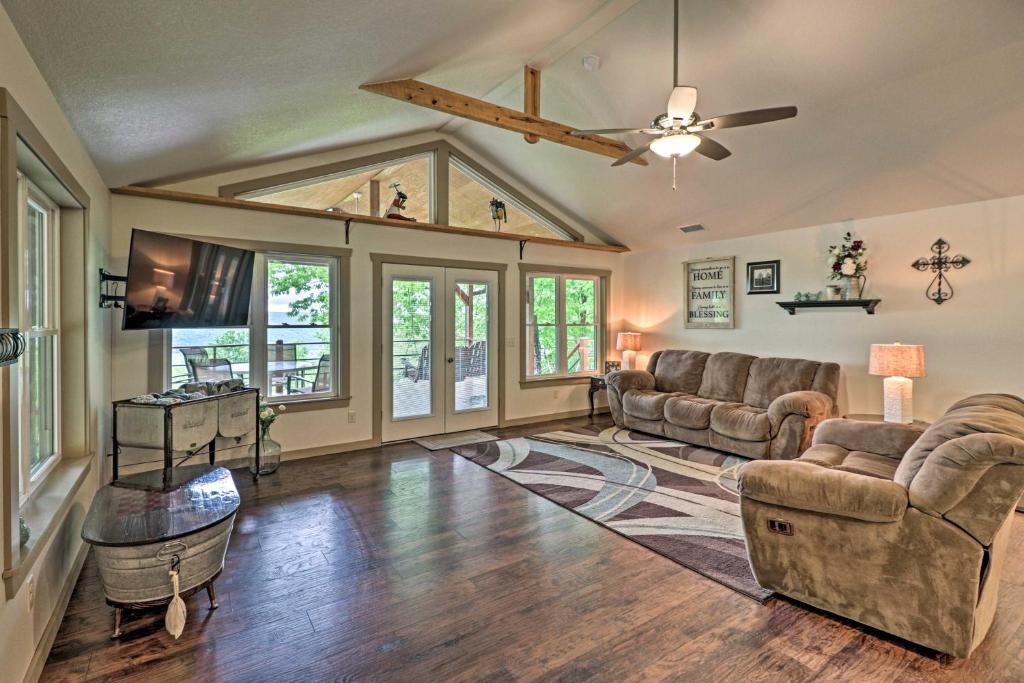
xmin=382 ymin=264 xmax=498 ymax=441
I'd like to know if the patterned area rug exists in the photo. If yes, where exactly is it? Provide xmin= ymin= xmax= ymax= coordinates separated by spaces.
xmin=453 ymin=425 xmax=772 ymax=602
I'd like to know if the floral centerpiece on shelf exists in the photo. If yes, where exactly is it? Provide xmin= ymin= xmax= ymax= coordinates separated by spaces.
xmin=827 ymin=232 xmax=868 ymax=298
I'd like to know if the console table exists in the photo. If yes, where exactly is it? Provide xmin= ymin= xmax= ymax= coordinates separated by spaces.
xmin=82 ymin=465 xmax=240 ymax=638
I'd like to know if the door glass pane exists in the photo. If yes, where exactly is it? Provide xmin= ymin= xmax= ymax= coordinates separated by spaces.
xmin=26 ymin=201 xmax=47 ymax=328
xmin=267 ymin=258 xmax=332 ymax=397
xmin=454 ymin=281 xmax=489 ymax=411
xmin=171 ymin=328 xmax=250 ymax=386
xmin=566 ymin=278 xmax=598 ymax=373
xmin=25 ymin=335 xmax=56 ymax=474
xmin=526 ymin=275 xmax=558 ymax=376
xmin=392 ymin=279 xmax=432 ymax=419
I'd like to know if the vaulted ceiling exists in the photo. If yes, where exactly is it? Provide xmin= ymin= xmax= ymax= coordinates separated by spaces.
xmin=5 ymin=0 xmax=1024 ymax=249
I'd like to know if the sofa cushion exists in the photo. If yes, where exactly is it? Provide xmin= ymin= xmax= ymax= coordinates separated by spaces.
xmin=799 ymin=444 xmax=899 ymax=480
xmin=623 ymin=390 xmax=679 ymax=421
xmin=743 ymin=357 xmax=821 ymax=408
xmin=664 ymin=395 xmax=728 ymax=430
xmin=697 ymin=352 xmax=757 ymax=402
xmin=651 ymin=350 xmax=710 ymax=394
xmin=711 ymin=404 xmax=771 ymax=441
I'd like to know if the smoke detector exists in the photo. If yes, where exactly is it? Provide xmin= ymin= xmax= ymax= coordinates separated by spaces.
xmin=679 ymin=224 xmax=706 ymax=234
xmin=582 ymin=55 xmax=601 ymax=72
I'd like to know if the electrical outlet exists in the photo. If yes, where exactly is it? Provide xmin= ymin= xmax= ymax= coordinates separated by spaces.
xmin=553 ymin=389 xmax=560 ymax=399
xmin=27 ymin=574 xmax=36 ymax=610
xmin=506 ymin=337 xmax=515 ymax=348
xmin=347 ymin=410 xmax=357 ymax=424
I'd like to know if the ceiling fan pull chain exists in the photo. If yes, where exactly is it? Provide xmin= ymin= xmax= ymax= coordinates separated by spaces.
xmin=672 ymin=157 xmax=677 ymax=191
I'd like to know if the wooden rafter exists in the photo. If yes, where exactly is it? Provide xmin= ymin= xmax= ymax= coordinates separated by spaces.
xmin=360 ymin=79 xmax=647 ymax=166
xmin=523 ymin=66 xmax=541 ymax=144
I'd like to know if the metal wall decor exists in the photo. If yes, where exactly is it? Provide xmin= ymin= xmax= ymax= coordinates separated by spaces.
xmin=911 ymin=238 xmax=971 ymax=305
xmin=0 ymin=328 xmax=26 ymax=366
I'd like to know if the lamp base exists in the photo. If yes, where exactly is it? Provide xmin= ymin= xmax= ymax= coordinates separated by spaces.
xmin=882 ymin=376 xmax=914 ymax=424
xmin=621 ymin=350 xmax=637 ymax=371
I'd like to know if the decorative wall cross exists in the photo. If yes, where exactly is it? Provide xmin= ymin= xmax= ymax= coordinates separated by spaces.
xmin=911 ymin=238 xmax=971 ymax=305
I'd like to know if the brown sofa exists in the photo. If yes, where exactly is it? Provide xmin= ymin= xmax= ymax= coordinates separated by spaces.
xmin=606 ymin=350 xmax=840 ymax=460
xmin=739 ymin=393 xmax=1024 ymax=657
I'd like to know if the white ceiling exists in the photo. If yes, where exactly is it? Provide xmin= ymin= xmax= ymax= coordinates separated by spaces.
xmin=6 ymin=0 xmax=1024 ymax=249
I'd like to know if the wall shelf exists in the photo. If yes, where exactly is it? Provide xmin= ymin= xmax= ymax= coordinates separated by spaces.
xmin=776 ymin=299 xmax=881 ymax=315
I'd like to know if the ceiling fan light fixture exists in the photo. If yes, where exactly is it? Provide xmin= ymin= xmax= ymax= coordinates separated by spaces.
xmin=650 ymin=133 xmax=701 ymax=158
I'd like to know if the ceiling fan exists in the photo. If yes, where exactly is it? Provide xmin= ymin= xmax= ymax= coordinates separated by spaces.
xmin=570 ymin=0 xmax=797 ymax=188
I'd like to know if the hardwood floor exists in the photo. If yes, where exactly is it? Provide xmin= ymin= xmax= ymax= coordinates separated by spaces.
xmin=41 ymin=416 xmax=1024 ymax=682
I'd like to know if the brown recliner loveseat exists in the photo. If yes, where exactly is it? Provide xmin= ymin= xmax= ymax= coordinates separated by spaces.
xmin=739 ymin=393 xmax=1024 ymax=657
xmin=606 ymin=350 xmax=840 ymax=460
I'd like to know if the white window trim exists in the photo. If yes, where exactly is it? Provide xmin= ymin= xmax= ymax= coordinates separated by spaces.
xmin=17 ymin=173 xmax=62 ymax=501
xmin=522 ymin=270 xmax=605 ymax=382
xmin=251 ymin=252 xmax=342 ymax=404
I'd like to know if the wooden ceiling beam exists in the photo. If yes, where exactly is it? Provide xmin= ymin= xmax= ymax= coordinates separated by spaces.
xmin=360 ymin=79 xmax=647 ymax=166
xmin=523 ymin=66 xmax=541 ymax=145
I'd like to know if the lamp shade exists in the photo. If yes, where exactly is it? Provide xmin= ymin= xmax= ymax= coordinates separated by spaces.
xmin=616 ymin=332 xmax=642 ymax=352
xmin=869 ymin=343 xmax=926 ymax=378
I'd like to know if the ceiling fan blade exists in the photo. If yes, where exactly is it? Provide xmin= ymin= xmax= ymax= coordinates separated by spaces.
xmin=698 ymin=106 xmax=797 ymax=130
xmin=570 ymin=128 xmax=647 ymax=136
xmin=611 ymin=141 xmax=652 ymax=167
xmin=694 ymin=135 xmax=731 ymax=161
xmin=667 ymin=86 xmax=698 ymax=122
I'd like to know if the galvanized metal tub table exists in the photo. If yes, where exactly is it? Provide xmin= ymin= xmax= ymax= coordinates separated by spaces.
xmin=81 ymin=465 xmax=240 ymax=637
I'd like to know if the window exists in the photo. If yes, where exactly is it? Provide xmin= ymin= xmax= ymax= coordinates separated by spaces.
xmin=18 ymin=175 xmax=61 ymax=495
xmin=167 ymin=250 xmax=343 ymax=404
xmin=449 ymin=157 xmax=570 ymax=240
xmin=523 ymin=269 xmax=604 ymax=380
xmin=240 ymin=154 xmax=432 ymax=223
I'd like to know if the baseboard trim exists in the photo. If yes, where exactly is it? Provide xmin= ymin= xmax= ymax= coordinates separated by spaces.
xmin=502 ymin=407 xmax=609 ymax=428
xmin=280 ymin=438 xmax=382 ymax=461
xmin=23 ymin=541 xmax=89 ymax=683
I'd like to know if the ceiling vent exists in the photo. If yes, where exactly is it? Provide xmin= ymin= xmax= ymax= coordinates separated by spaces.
xmin=679 ymin=224 xmax=705 ymax=234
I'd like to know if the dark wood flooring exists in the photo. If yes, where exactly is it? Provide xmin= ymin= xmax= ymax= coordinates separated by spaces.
xmin=41 ymin=416 xmax=1024 ymax=682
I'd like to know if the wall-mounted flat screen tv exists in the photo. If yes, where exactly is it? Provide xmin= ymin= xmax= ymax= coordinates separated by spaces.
xmin=122 ymin=229 xmax=255 ymax=330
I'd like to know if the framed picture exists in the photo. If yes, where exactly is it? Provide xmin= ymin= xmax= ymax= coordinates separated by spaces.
xmin=604 ymin=360 xmax=621 ymax=374
xmin=746 ymin=260 xmax=780 ymax=295
xmin=684 ymin=256 xmax=735 ymax=329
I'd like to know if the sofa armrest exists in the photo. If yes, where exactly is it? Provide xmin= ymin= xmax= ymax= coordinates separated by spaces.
xmin=768 ymin=390 xmax=834 ymax=425
xmin=605 ymin=369 xmax=655 ymax=394
xmin=812 ymin=418 xmax=923 ymax=458
xmin=604 ymin=370 xmax=655 ymax=426
xmin=739 ymin=460 xmax=908 ymax=523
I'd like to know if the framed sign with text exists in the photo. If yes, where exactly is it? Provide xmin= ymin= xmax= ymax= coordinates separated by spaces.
xmin=684 ymin=256 xmax=735 ymax=329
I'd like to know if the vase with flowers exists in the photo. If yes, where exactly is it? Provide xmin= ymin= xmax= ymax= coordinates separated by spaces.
xmin=827 ymin=232 xmax=868 ymax=299
xmin=249 ymin=402 xmax=286 ymax=475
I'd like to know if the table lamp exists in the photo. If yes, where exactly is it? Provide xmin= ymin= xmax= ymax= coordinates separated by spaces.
xmin=616 ymin=332 xmax=642 ymax=370
xmin=869 ymin=343 xmax=926 ymax=423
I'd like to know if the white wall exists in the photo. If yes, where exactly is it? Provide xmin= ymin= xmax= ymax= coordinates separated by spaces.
xmin=622 ymin=195 xmax=1024 ymax=421
xmin=110 ymin=194 xmax=623 ymax=458
xmin=0 ymin=4 xmax=111 ymax=682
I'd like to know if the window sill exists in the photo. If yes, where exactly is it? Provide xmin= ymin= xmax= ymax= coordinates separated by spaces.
xmin=519 ymin=376 xmax=595 ymax=389
xmin=4 ymin=456 xmax=92 ymax=598
xmin=266 ymin=395 xmax=351 ymax=413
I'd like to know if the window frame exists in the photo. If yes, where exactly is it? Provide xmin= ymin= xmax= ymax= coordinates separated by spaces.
xmin=251 ymin=252 xmax=342 ymax=404
xmin=519 ymin=264 xmax=610 ymax=386
xmin=218 ymin=140 xmax=586 ymax=243
xmin=16 ymin=173 xmax=62 ymax=499
xmin=162 ymin=239 xmax=352 ymax=411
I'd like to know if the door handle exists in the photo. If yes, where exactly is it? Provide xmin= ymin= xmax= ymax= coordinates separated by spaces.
xmin=447 ymin=357 xmax=454 ymax=364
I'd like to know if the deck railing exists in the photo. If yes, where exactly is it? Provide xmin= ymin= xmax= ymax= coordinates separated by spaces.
xmin=170 ymin=341 xmax=327 ymax=386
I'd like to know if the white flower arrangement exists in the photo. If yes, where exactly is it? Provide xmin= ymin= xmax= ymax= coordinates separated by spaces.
xmin=827 ymin=232 xmax=867 ymax=280
xmin=258 ymin=401 xmax=286 ymax=433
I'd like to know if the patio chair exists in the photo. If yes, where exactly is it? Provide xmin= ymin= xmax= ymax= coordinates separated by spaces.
xmin=402 ymin=345 xmax=431 ymax=383
xmin=287 ymin=354 xmax=331 ymax=394
xmin=268 ymin=342 xmax=298 ymax=395
xmin=179 ymin=347 xmax=210 ymax=382
xmin=192 ymin=358 xmax=235 ymax=383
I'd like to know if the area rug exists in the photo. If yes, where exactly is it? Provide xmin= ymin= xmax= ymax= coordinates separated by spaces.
xmin=414 ymin=430 xmax=498 ymax=451
xmin=453 ymin=425 xmax=772 ymax=602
